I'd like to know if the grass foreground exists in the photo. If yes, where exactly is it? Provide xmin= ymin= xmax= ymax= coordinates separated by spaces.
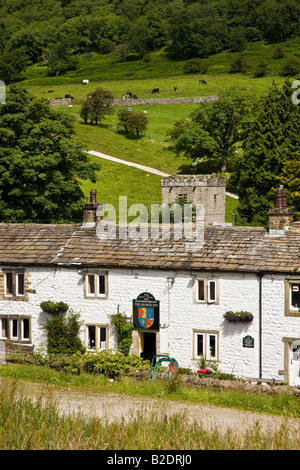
xmin=0 ymin=363 xmax=299 ymax=450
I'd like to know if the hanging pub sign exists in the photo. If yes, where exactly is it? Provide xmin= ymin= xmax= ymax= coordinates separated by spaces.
xmin=243 ymin=335 xmax=254 ymax=348
xmin=133 ymin=292 xmax=160 ymax=331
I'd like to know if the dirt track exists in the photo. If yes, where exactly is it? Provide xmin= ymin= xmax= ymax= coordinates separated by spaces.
xmin=6 ymin=378 xmax=300 ymax=438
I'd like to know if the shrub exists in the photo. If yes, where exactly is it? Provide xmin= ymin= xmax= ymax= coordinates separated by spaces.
xmin=229 ymin=56 xmax=250 ymax=74
xmin=42 ymin=310 xmax=85 ymax=355
xmin=110 ymin=312 xmax=134 ymax=355
xmin=26 ymin=350 xmax=149 ymax=377
xmin=183 ymin=58 xmax=208 ymax=74
xmin=282 ymin=56 xmax=300 ymax=76
xmin=273 ymin=45 xmax=285 ymax=59
xmin=254 ymin=60 xmax=268 ymax=78
xmin=83 ymin=350 xmax=148 ymax=377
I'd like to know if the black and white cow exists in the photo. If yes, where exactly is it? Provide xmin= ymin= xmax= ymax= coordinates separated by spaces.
xmin=152 ymin=88 xmax=159 ymax=93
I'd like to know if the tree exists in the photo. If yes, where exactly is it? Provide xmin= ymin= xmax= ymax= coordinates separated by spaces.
xmin=0 ymin=86 xmax=100 ymax=222
xmin=80 ymin=87 xmax=114 ymax=125
xmin=168 ymin=87 xmax=254 ymax=173
xmin=236 ymin=80 xmax=300 ymax=226
xmin=118 ymin=109 xmax=148 ymax=137
xmin=278 ymin=151 xmax=300 ymax=220
xmin=127 ymin=20 xmax=152 ymax=59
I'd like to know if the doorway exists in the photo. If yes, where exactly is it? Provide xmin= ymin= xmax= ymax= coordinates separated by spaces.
xmin=140 ymin=332 xmax=157 ymax=363
xmin=291 ymin=340 xmax=300 ymax=386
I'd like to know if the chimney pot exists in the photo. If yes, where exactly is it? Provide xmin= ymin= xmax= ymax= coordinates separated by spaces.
xmin=275 ymin=185 xmax=287 ymax=209
xmin=89 ymin=190 xmax=97 ymax=204
xmin=82 ymin=190 xmax=99 ymax=225
xmin=269 ymin=185 xmax=293 ymax=230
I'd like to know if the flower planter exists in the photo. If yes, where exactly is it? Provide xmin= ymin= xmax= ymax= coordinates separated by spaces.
xmin=224 ymin=311 xmax=253 ymax=323
xmin=40 ymin=301 xmax=69 ymax=315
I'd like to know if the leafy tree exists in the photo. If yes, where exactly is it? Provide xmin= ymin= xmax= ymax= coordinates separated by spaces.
xmin=236 ymin=80 xmax=300 ymax=226
xmin=168 ymin=87 xmax=254 ymax=173
xmin=229 ymin=27 xmax=247 ymax=52
xmin=278 ymin=151 xmax=300 ymax=220
xmin=0 ymin=85 xmax=100 ymax=222
xmin=127 ymin=20 xmax=152 ymax=59
xmin=0 ymin=48 xmax=30 ymax=83
xmin=80 ymin=87 xmax=114 ymax=125
xmin=118 ymin=109 xmax=148 ymax=137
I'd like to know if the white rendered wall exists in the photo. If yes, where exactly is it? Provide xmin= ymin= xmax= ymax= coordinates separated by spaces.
xmin=1 ymin=265 xmax=298 ymax=382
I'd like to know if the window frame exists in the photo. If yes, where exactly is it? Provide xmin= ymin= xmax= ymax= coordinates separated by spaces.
xmin=193 ymin=329 xmax=219 ymax=362
xmin=285 ymin=280 xmax=300 ymax=317
xmin=0 ymin=315 xmax=31 ymax=343
xmin=84 ymin=271 xmax=108 ymax=299
xmin=85 ymin=323 xmax=109 ymax=351
xmin=194 ymin=278 xmax=218 ymax=304
xmin=3 ymin=270 xmax=26 ymax=300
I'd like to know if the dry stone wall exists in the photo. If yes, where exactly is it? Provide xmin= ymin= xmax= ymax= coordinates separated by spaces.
xmin=49 ymin=98 xmax=72 ymax=106
xmin=113 ymin=96 xmax=218 ymax=106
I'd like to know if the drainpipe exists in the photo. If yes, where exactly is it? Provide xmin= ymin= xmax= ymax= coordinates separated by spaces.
xmin=258 ymin=273 xmax=263 ymax=379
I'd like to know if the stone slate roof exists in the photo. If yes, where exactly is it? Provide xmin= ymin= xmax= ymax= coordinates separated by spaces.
xmin=0 ymin=222 xmax=299 ymax=274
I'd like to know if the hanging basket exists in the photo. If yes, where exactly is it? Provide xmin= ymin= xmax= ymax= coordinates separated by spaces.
xmin=224 ymin=310 xmax=253 ymax=323
xmin=40 ymin=301 xmax=69 ymax=315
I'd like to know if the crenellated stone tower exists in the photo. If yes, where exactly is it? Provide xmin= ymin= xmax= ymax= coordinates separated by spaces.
xmin=161 ymin=174 xmax=226 ymax=227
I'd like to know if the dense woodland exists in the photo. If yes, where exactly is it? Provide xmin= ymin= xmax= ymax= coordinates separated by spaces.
xmin=1 ymin=0 xmax=300 ymax=81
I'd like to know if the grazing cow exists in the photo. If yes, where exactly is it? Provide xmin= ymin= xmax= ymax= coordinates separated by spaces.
xmin=65 ymin=94 xmax=74 ymax=99
xmin=152 ymin=88 xmax=159 ymax=93
xmin=174 ymin=86 xmax=177 ymax=92
xmin=47 ymin=90 xmax=54 ymax=93
xmin=123 ymin=92 xmax=132 ymax=99
xmin=82 ymin=80 xmax=90 ymax=85
xmin=199 ymin=80 xmax=207 ymax=85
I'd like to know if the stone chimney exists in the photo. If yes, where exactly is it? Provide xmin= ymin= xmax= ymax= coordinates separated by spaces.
xmin=269 ymin=185 xmax=293 ymax=230
xmin=83 ymin=190 xmax=99 ymax=226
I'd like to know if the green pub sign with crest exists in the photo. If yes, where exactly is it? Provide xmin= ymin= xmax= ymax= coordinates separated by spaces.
xmin=133 ymin=292 xmax=160 ymax=331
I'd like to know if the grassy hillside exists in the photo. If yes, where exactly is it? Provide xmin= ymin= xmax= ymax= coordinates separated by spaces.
xmin=20 ymin=40 xmax=298 ymax=223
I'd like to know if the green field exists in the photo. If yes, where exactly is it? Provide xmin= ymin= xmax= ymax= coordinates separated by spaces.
xmin=20 ymin=41 xmax=297 ymax=221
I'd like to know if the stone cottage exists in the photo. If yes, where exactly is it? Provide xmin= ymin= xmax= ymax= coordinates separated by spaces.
xmin=0 ymin=186 xmax=299 ymax=386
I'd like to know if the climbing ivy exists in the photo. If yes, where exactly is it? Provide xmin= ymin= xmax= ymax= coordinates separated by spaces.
xmin=42 ymin=309 xmax=84 ymax=356
xmin=110 ymin=313 xmax=133 ymax=356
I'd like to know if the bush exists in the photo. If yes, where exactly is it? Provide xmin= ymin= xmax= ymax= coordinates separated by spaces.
xmin=282 ymin=56 xmax=300 ymax=76
xmin=273 ymin=45 xmax=285 ymax=59
xmin=110 ymin=312 xmax=134 ymax=355
xmin=26 ymin=350 xmax=149 ymax=377
xmin=183 ymin=58 xmax=208 ymax=74
xmin=254 ymin=60 xmax=268 ymax=78
xmin=42 ymin=310 xmax=84 ymax=356
xmin=229 ymin=56 xmax=250 ymax=74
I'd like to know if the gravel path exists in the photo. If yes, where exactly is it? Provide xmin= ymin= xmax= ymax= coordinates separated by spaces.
xmin=9 ymin=379 xmax=300 ymax=438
